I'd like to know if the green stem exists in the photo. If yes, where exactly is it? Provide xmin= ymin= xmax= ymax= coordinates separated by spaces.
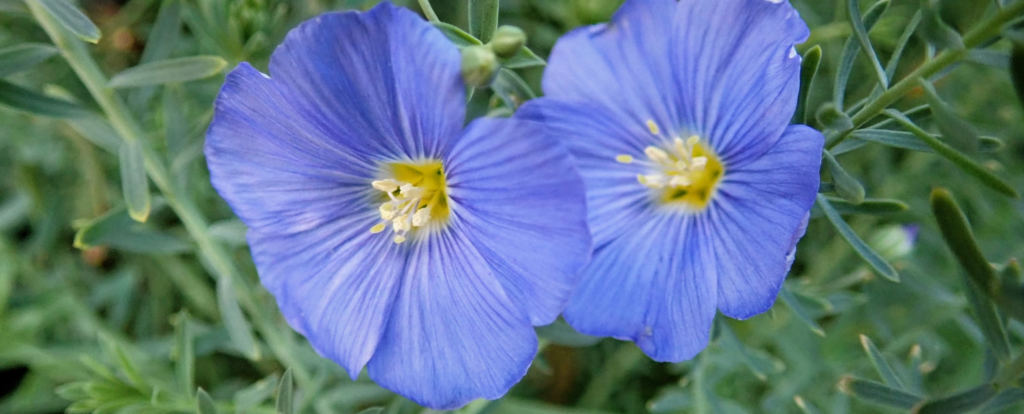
xmin=827 ymin=0 xmax=1024 ymax=150
xmin=26 ymin=1 xmax=310 ymax=387
xmin=417 ymin=0 xmax=440 ymax=22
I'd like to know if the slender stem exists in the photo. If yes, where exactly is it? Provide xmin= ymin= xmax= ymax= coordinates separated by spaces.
xmin=417 ymin=0 xmax=440 ymax=22
xmin=827 ymin=0 xmax=1024 ymax=150
xmin=26 ymin=1 xmax=310 ymax=387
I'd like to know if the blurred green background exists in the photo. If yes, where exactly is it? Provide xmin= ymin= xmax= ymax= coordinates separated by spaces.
xmin=2 ymin=0 xmax=1024 ymax=413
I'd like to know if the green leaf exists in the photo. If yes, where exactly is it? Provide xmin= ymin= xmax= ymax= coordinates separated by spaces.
xmin=433 ymin=22 xmax=483 ymax=48
xmin=817 ymin=194 xmax=900 ymax=282
xmin=823 ymin=150 xmax=865 ymax=205
xmin=536 ymin=318 xmax=601 ymax=348
xmin=845 ymin=129 xmax=933 ymax=153
xmin=816 ymin=103 xmax=854 ymax=131
xmin=0 ymin=43 xmax=59 ymax=78
xmin=98 ymin=335 xmax=145 ymax=390
xmin=795 ymin=45 xmax=821 ymax=125
xmin=491 ymin=68 xmax=536 ymax=109
xmin=0 ymin=80 xmax=92 ymax=118
xmin=468 ymin=0 xmax=499 ymax=43
xmin=1011 ymin=36 xmax=1024 ymax=106
xmin=919 ymin=0 xmax=963 ymax=50
xmin=920 ymin=80 xmax=979 ymax=152
xmin=163 ymin=84 xmax=190 ymax=165
xmin=356 ymin=409 xmax=384 ymax=414
xmin=982 ymin=388 xmax=1024 ymax=414
xmin=500 ymin=46 xmax=545 ymax=69
xmin=73 ymin=208 xmax=192 ymax=253
xmin=779 ymin=285 xmax=825 ymax=336
xmin=0 ymin=240 xmax=13 ymax=320
xmin=962 ymin=276 xmax=1011 ymax=362
xmin=815 ymin=197 xmax=908 ymax=217
xmin=886 ymin=110 xmax=1018 ymax=198
xmin=173 ymin=311 xmax=195 ymax=396
xmin=234 ymin=375 xmax=278 ymax=413
xmin=719 ymin=322 xmax=784 ymax=381
xmin=884 ymin=11 xmax=922 ymax=79
xmin=967 ymin=50 xmax=1010 ymax=70
xmin=33 ymin=0 xmax=101 ymax=43
xmin=108 ymin=56 xmax=228 ymax=88
xmin=834 ymin=0 xmax=889 ymax=110
xmin=217 ymin=274 xmax=259 ymax=360
xmin=275 ymin=368 xmax=294 ymax=414
xmin=208 ymin=219 xmax=248 ymax=246
xmin=931 ymin=188 xmax=1024 ymax=321
xmin=859 ymin=335 xmax=906 ymax=389
xmin=196 ymin=388 xmax=217 ymax=414
xmin=847 ymin=0 xmax=888 ymax=89
xmin=119 ymin=141 xmax=151 ymax=222
xmin=794 ymin=396 xmax=822 ymax=414
xmin=915 ymin=384 xmax=998 ymax=414
xmin=139 ymin=0 xmax=182 ymax=65
xmin=648 ymin=389 xmax=692 ymax=413
xmin=840 ymin=378 xmax=922 ymax=410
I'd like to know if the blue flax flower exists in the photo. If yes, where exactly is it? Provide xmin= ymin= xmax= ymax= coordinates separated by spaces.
xmin=521 ymin=0 xmax=823 ymax=362
xmin=204 ymin=3 xmax=590 ymax=408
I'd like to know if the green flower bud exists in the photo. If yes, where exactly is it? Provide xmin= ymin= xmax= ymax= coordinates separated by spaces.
xmin=461 ymin=45 xmax=499 ymax=88
xmin=867 ymin=225 xmax=918 ymax=262
xmin=489 ymin=26 xmax=527 ymax=59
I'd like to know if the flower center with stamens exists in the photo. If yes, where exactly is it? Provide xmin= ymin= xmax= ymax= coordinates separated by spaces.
xmin=369 ymin=160 xmax=450 ymax=244
xmin=617 ymin=121 xmax=725 ymax=210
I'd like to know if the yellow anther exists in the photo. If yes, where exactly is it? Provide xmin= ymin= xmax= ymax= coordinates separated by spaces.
xmin=412 ymin=208 xmax=431 ymax=227
xmin=370 ymin=223 xmax=386 ymax=234
xmin=379 ymin=203 xmax=397 ymax=220
xmin=616 ymin=154 xmax=635 ymax=164
xmin=372 ymin=179 xmax=400 ymax=193
xmin=644 ymin=147 xmax=671 ymax=164
xmin=623 ymin=134 xmax=724 ymax=209
xmin=646 ymin=119 xmax=660 ymax=136
xmin=393 ymin=235 xmax=407 ymax=244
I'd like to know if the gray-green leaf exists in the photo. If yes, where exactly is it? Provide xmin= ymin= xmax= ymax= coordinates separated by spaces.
xmin=33 ymin=0 xmax=101 ymax=43
xmin=817 ymin=195 xmax=899 ymax=282
xmin=0 ymin=43 xmax=59 ymax=78
xmin=119 ymin=141 xmax=151 ymax=222
xmin=109 ymin=56 xmax=228 ymax=88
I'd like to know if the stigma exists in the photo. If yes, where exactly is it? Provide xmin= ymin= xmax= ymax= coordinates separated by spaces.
xmin=617 ymin=121 xmax=724 ymax=209
xmin=369 ymin=160 xmax=449 ymax=243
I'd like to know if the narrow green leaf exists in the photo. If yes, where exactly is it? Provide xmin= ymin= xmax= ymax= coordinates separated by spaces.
xmin=967 ymin=50 xmax=1010 ymax=69
xmin=931 ymin=189 xmax=1024 ymax=321
xmin=173 ymin=311 xmax=195 ymax=396
xmin=0 ymin=43 xmax=58 ymax=78
xmin=915 ymin=384 xmax=998 ymax=414
xmin=433 ymin=22 xmax=483 ymax=48
xmin=840 ymin=378 xmax=922 ymax=410
xmin=67 ymin=117 xmax=122 ymax=153
xmin=108 ymin=56 xmax=228 ymax=88
xmin=919 ymin=0 xmax=963 ymax=50
xmin=119 ymin=141 xmax=151 ymax=222
xmin=468 ymin=0 xmax=499 ymax=43
xmin=779 ymin=285 xmax=825 ymax=336
xmin=649 ymin=389 xmax=692 ymax=413
xmin=163 ymin=84 xmax=190 ymax=164
xmin=1011 ymin=37 xmax=1024 ymax=106
xmin=491 ymin=68 xmax=536 ymax=109
xmin=98 ymin=335 xmax=145 ymax=390
xmin=817 ymin=103 xmax=854 ymax=131
xmin=859 ymin=335 xmax=906 ymax=389
xmin=234 ymin=375 xmax=278 ymax=413
xmin=794 ymin=396 xmax=823 ymax=414
xmin=0 ymin=80 xmax=92 ymax=118
xmin=500 ymin=46 xmax=545 ymax=69
xmin=73 ymin=208 xmax=192 ymax=253
xmin=795 ymin=45 xmax=821 ymax=125
xmin=817 ymin=194 xmax=900 ymax=282
xmin=834 ymin=0 xmax=889 ymax=110
xmin=196 ymin=388 xmax=217 ymax=414
xmin=719 ymin=322 xmax=784 ymax=380
xmin=884 ymin=11 xmax=922 ymax=79
xmin=217 ymin=274 xmax=259 ymax=360
xmin=823 ymin=150 xmax=865 ymax=205
xmin=139 ymin=0 xmax=181 ymax=65
xmin=33 ymin=0 xmax=101 ymax=43
xmin=833 ymin=130 xmax=930 ymax=155
xmin=982 ymin=388 xmax=1024 ymax=414
xmin=208 ymin=219 xmax=248 ymax=246
xmin=55 ymin=382 xmax=90 ymax=401
xmin=275 ymin=368 xmax=294 ymax=414
xmin=886 ymin=110 xmax=1018 ymax=198
xmin=356 ymin=409 xmax=384 ymax=414
xmin=962 ymin=276 xmax=1011 ymax=362
xmin=818 ymin=198 xmax=908 ymax=217
xmin=847 ymin=0 xmax=888 ymax=89
xmin=920 ymin=80 xmax=979 ymax=152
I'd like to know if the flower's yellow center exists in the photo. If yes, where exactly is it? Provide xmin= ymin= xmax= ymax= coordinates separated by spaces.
xmin=369 ymin=160 xmax=450 ymax=244
xmin=617 ymin=120 xmax=724 ymax=210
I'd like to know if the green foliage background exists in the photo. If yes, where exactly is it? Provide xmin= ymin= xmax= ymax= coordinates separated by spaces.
xmin=2 ymin=0 xmax=1024 ymax=413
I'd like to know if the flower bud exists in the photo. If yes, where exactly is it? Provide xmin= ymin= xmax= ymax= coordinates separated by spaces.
xmin=461 ymin=45 xmax=499 ymax=88
xmin=489 ymin=26 xmax=527 ymax=58
xmin=868 ymin=225 xmax=919 ymax=262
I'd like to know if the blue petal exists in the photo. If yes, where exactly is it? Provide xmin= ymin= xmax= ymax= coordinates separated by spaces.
xmin=444 ymin=117 xmax=592 ymax=325
xmin=267 ymin=2 xmax=464 ymax=160
xmin=367 ymin=229 xmax=537 ymax=410
xmin=563 ymin=213 xmax=717 ymax=362
xmin=711 ymin=125 xmax=823 ymax=319
xmin=518 ymin=101 xmax=651 ymax=247
xmin=541 ymin=0 xmax=809 ymax=166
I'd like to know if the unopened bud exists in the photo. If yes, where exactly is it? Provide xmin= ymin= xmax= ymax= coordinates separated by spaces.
xmin=461 ymin=45 xmax=499 ymax=88
xmin=489 ymin=26 xmax=526 ymax=58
